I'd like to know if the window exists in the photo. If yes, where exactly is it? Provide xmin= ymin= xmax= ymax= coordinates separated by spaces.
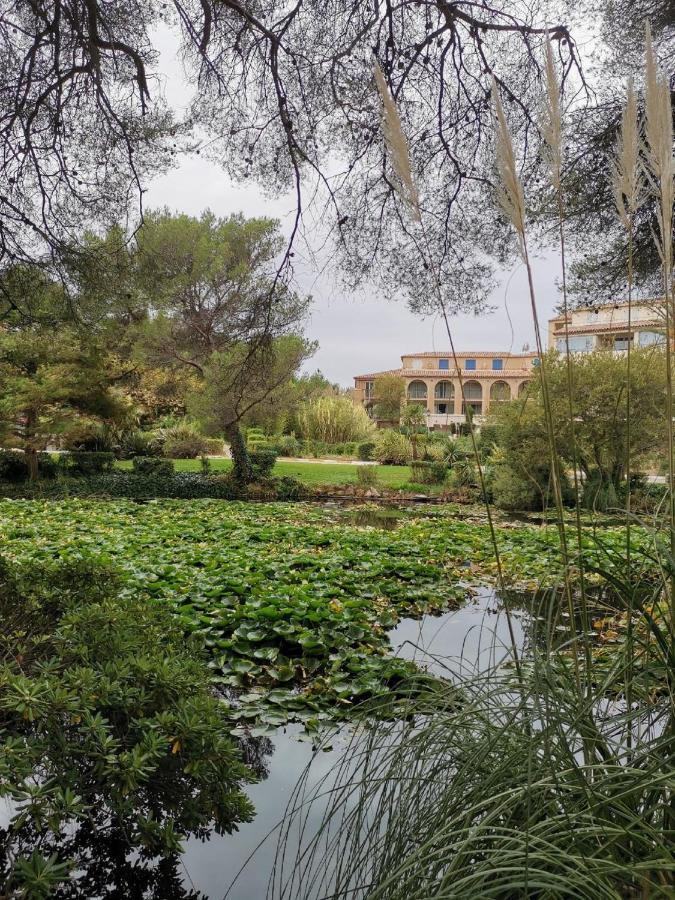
xmin=518 ymin=381 xmax=530 ymax=397
xmin=532 ymin=358 xmax=540 ymax=366
xmin=492 ymin=358 xmax=503 ymax=371
xmin=613 ymin=337 xmax=631 ymax=351
xmin=364 ymin=381 xmax=374 ymax=398
xmin=465 ymin=359 xmax=476 ymax=371
xmin=438 ymin=358 xmax=449 ymax=370
xmin=462 ymin=380 xmax=482 ymax=416
xmin=638 ymin=330 xmax=666 ymax=347
xmin=434 ymin=380 xmax=453 ymax=399
xmin=489 ymin=381 xmax=510 ymax=403
xmin=407 ymin=380 xmax=428 ymax=400
xmin=434 ymin=381 xmax=454 ymax=415
xmin=556 ymin=337 xmax=593 ymax=353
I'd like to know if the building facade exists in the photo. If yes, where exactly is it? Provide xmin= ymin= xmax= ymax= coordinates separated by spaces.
xmin=353 ymin=351 xmax=539 ymax=428
xmin=548 ymin=300 xmax=666 ymax=353
xmin=354 ymin=301 xmax=667 ymax=429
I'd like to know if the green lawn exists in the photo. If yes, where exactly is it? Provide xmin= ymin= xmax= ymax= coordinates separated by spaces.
xmin=116 ymin=457 xmax=412 ymax=487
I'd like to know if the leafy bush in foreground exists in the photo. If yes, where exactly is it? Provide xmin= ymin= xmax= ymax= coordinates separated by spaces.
xmin=0 ymin=556 xmax=254 ymax=896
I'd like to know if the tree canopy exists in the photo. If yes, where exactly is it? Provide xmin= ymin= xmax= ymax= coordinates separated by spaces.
xmin=489 ymin=348 xmax=668 ymax=502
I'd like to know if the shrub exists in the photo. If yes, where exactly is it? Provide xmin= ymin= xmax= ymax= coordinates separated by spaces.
xmin=60 ymin=451 xmax=115 ymax=475
xmin=162 ymin=433 xmax=208 ymax=459
xmin=423 ymin=440 xmax=450 ymax=462
xmin=203 ymin=437 xmax=225 ymax=455
xmin=448 ymin=457 xmax=479 ymax=488
xmin=0 ymin=450 xmax=29 ymax=482
xmin=374 ymin=430 xmax=412 ymax=465
xmin=272 ymin=475 xmax=307 ymax=500
xmin=149 ymin=422 xmax=209 ymax=459
xmin=0 ymin=556 xmax=254 ymax=893
xmin=249 ymin=448 xmax=277 ymax=479
xmin=61 ymin=425 xmax=116 ymax=452
xmin=581 ymin=474 xmax=619 ymax=512
xmin=304 ymin=439 xmax=327 ymax=458
xmin=410 ymin=460 xmax=448 ymax=484
xmin=115 ymin=428 xmax=154 ymax=459
xmin=36 ymin=452 xmax=59 ymax=479
xmin=356 ymin=466 xmax=379 ymax=487
xmin=0 ymin=451 xmax=61 ymax=482
xmin=297 ymin=396 xmax=375 ymax=443
xmin=491 ymin=463 xmax=574 ymax=511
xmin=245 ymin=426 xmax=268 ymax=451
xmin=358 ymin=441 xmax=376 ymax=461
xmin=132 ymin=456 xmax=175 ymax=476
xmin=275 ymin=434 xmax=302 ymax=457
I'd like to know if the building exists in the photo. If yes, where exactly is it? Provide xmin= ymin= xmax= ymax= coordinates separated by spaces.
xmin=353 ymin=351 xmax=539 ymax=428
xmin=548 ymin=299 xmax=666 ymax=353
xmin=354 ymin=300 xmax=668 ymax=429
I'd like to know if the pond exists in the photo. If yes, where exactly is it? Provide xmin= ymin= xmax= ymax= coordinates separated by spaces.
xmin=180 ymin=587 xmax=528 ymax=899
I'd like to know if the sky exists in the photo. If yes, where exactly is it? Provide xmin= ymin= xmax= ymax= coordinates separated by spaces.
xmin=145 ymin=27 xmax=563 ymax=389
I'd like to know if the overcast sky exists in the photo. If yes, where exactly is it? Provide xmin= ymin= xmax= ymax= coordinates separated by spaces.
xmin=145 ymin=26 xmax=562 ymax=388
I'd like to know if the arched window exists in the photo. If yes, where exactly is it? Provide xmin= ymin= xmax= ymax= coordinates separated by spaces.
xmin=489 ymin=381 xmax=511 ymax=403
xmin=407 ymin=380 xmax=428 ymax=400
xmin=462 ymin=381 xmax=482 ymax=416
xmin=434 ymin=380 xmax=454 ymax=414
xmin=518 ymin=381 xmax=531 ymax=398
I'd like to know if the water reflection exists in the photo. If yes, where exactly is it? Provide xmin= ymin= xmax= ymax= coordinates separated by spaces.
xmin=181 ymin=589 xmax=526 ymax=899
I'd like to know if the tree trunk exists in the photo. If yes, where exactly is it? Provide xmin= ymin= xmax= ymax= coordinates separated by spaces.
xmin=25 ymin=408 xmax=38 ymax=481
xmin=26 ymin=448 xmax=38 ymax=481
xmin=225 ymin=423 xmax=254 ymax=484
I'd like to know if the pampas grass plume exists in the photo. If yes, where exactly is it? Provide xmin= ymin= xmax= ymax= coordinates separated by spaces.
xmin=612 ymin=79 xmax=643 ymax=229
xmin=373 ymin=61 xmax=421 ymax=223
xmin=492 ymin=76 xmax=526 ymax=248
xmin=542 ymin=37 xmax=563 ymax=192
xmin=644 ymin=22 xmax=673 ymax=270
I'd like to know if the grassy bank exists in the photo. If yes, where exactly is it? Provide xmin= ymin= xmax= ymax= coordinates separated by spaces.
xmin=116 ymin=457 xmax=412 ymax=487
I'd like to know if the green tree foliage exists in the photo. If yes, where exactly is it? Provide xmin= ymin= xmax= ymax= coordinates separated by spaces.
xmin=0 ymin=556 xmax=254 ymax=896
xmin=131 ymin=211 xmax=311 ymax=482
xmin=488 ymin=349 xmax=667 ymax=508
xmin=297 ymin=396 xmax=375 ymax=444
xmin=373 ymin=375 xmax=405 ymax=422
xmin=260 ymin=370 xmax=338 ymax=435
xmin=0 ymin=267 xmax=128 ymax=478
xmin=191 ymin=336 xmax=316 ymax=439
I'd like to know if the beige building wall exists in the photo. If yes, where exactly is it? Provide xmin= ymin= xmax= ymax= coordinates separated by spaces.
xmin=353 ymin=352 xmax=538 ymax=427
xmin=548 ymin=299 xmax=666 ymax=353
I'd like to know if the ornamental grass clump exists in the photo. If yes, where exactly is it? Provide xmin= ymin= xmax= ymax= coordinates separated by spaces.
xmin=297 ymin=395 xmax=375 ymax=444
